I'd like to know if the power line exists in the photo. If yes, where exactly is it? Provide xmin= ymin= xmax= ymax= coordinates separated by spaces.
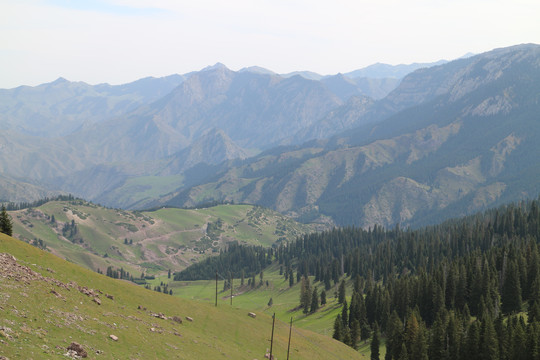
xmin=212 ymin=269 xmax=347 ymax=360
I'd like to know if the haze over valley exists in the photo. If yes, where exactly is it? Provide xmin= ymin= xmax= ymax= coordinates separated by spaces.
xmin=2 ymin=45 xmax=540 ymax=229
xmin=2 ymin=1 xmax=540 ymax=358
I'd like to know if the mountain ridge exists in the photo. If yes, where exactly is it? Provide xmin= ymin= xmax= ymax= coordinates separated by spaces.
xmin=158 ymin=44 xmax=540 ymax=228
xmin=1 ymin=44 xmax=539 ymax=229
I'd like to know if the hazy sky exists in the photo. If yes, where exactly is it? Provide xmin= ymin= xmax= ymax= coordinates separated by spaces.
xmin=1 ymin=0 xmax=540 ymax=88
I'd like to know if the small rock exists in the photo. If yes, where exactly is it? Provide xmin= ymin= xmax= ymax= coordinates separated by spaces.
xmin=185 ymin=316 xmax=193 ymax=322
xmin=109 ymin=334 xmax=118 ymax=341
xmin=92 ymin=297 xmax=101 ymax=305
xmin=152 ymin=312 xmax=166 ymax=319
xmin=248 ymin=312 xmax=257 ymax=318
xmin=51 ymin=289 xmax=63 ymax=298
xmin=64 ymin=350 xmax=78 ymax=358
xmin=67 ymin=342 xmax=87 ymax=358
xmin=172 ymin=316 xmax=183 ymax=324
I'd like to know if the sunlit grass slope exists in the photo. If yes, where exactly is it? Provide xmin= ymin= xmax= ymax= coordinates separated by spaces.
xmin=10 ymin=200 xmax=315 ymax=276
xmin=0 ymin=233 xmax=361 ymax=359
xmin=158 ymin=264 xmax=384 ymax=358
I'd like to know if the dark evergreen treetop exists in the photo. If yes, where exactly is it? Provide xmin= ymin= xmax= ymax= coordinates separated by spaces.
xmin=0 ymin=205 xmax=13 ymax=237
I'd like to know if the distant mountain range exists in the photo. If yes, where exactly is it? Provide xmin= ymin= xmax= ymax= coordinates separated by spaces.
xmin=2 ymin=45 xmax=539 ymax=228
xmin=160 ymin=44 xmax=540 ymax=227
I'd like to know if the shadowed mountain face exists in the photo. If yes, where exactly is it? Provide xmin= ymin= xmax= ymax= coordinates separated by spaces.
xmin=2 ymin=45 xmax=540 ymax=229
xmin=160 ymin=44 xmax=540 ymax=228
xmin=0 ymin=65 xmax=345 ymax=205
xmin=56 ymin=65 xmax=344 ymax=165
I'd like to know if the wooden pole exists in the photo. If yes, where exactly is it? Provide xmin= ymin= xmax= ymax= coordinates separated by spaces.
xmin=269 ymin=313 xmax=275 ymax=360
xmin=230 ymin=272 xmax=233 ymax=306
xmin=287 ymin=317 xmax=292 ymax=360
xmin=215 ymin=271 xmax=218 ymax=307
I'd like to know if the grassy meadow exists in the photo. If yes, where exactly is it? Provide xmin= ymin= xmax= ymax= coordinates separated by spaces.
xmin=0 ymin=233 xmax=362 ymax=359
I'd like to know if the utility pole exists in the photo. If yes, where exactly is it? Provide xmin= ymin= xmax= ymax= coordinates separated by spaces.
xmin=287 ymin=317 xmax=293 ymax=360
xmin=269 ymin=313 xmax=275 ymax=360
xmin=230 ymin=271 xmax=233 ymax=306
xmin=215 ymin=271 xmax=218 ymax=307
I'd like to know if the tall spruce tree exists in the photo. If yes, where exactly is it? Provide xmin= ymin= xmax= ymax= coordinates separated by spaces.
xmin=479 ymin=315 xmax=499 ymax=360
xmin=338 ymin=279 xmax=346 ymax=304
xmin=0 ymin=206 xmax=13 ymax=237
xmin=370 ymin=322 xmax=380 ymax=360
xmin=333 ymin=314 xmax=343 ymax=341
xmin=501 ymin=260 xmax=523 ymax=314
xmin=301 ymin=276 xmax=311 ymax=314
xmin=310 ymin=287 xmax=319 ymax=313
xmin=321 ymin=289 xmax=327 ymax=305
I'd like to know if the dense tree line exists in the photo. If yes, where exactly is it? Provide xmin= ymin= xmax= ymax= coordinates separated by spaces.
xmin=2 ymin=194 xmax=77 ymax=211
xmin=319 ymin=200 xmax=540 ymax=358
xmin=176 ymin=198 xmax=540 ymax=357
xmin=62 ymin=219 xmax=83 ymax=243
xmin=104 ymin=266 xmax=133 ymax=281
xmin=174 ymin=242 xmax=273 ymax=281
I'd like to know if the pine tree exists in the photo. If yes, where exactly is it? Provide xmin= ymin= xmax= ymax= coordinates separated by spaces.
xmin=404 ymin=313 xmax=419 ymax=356
xmin=502 ymin=261 xmax=523 ymax=314
xmin=370 ymin=322 xmax=380 ymax=360
xmin=333 ymin=314 xmax=343 ymax=341
xmin=341 ymin=299 xmax=349 ymax=328
xmin=529 ymin=300 xmax=540 ymax=323
xmin=300 ymin=276 xmax=311 ymax=314
xmin=465 ymin=321 xmax=480 ymax=360
xmin=0 ymin=206 xmax=13 ymax=236
xmin=398 ymin=343 xmax=409 ymax=360
xmin=525 ymin=322 xmax=540 ymax=360
xmin=342 ymin=327 xmax=352 ymax=348
xmin=321 ymin=289 xmax=327 ymax=305
xmin=429 ymin=313 xmax=448 ymax=360
xmin=479 ymin=315 xmax=498 ymax=360
xmin=338 ymin=279 xmax=346 ymax=304
xmin=350 ymin=320 xmax=360 ymax=350
xmin=310 ymin=287 xmax=319 ymax=313
xmin=509 ymin=317 xmax=527 ymax=360
xmin=411 ymin=323 xmax=428 ymax=360
xmin=386 ymin=311 xmax=403 ymax=360
xmin=446 ymin=313 xmax=461 ymax=360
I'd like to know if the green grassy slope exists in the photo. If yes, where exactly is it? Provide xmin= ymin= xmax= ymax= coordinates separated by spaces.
xmin=0 ymin=233 xmax=361 ymax=359
xmin=156 ymin=264 xmax=382 ymax=358
xmin=10 ymin=200 xmax=315 ymax=277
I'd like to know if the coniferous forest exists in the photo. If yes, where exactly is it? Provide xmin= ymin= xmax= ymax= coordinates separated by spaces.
xmin=176 ymin=199 xmax=540 ymax=359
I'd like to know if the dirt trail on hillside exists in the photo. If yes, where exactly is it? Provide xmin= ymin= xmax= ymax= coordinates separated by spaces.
xmin=137 ymin=214 xmax=213 ymax=266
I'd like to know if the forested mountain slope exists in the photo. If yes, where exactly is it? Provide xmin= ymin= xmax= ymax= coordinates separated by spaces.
xmin=175 ymin=198 xmax=540 ymax=358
